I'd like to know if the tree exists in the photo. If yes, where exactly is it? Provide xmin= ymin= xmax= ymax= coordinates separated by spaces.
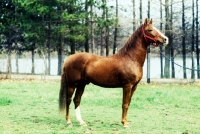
xmin=56 ymin=0 xmax=87 ymax=74
xmin=100 ymin=0 xmax=106 ymax=56
xmin=113 ymin=0 xmax=118 ymax=54
xmin=19 ymin=0 xmax=54 ymax=75
xmin=196 ymin=0 xmax=200 ymax=78
xmin=105 ymin=3 xmax=110 ymax=56
xmin=89 ymin=0 xmax=95 ymax=53
xmin=159 ymin=0 xmax=164 ymax=78
xmin=164 ymin=0 xmax=171 ymax=78
xmin=191 ymin=0 xmax=195 ymax=79
xmin=147 ymin=0 xmax=150 ymax=83
xmin=0 ymin=0 xmax=23 ymax=77
xmin=57 ymin=5 xmax=64 ymax=75
xmin=170 ymin=0 xmax=175 ymax=78
xmin=85 ymin=0 xmax=89 ymax=52
xmin=139 ymin=0 xmax=142 ymax=24
xmin=182 ymin=0 xmax=187 ymax=79
xmin=132 ymin=0 xmax=136 ymax=31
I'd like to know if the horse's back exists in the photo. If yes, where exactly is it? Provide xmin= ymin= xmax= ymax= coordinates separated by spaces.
xmin=63 ymin=52 xmax=99 ymax=83
xmin=63 ymin=52 xmax=99 ymax=67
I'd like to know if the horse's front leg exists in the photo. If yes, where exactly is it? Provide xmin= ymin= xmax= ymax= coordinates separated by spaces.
xmin=121 ymin=84 xmax=137 ymax=128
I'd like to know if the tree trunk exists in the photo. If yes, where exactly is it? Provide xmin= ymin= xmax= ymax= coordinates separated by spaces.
xmin=191 ymin=0 xmax=195 ymax=79
xmin=170 ymin=0 xmax=175 ymax=78
xmin=15 ymin=52 xmax=19 ymax=74
xmin=147 ymin=0 xmax=150 ymax=83
xmin=85 ymin=0 xmax=89 ymax=52
xmin=132 ymin=0 xmax=136 ymax=31
xmin=139 ymin=0 xmax=142 ymax=24
xmin=47 ymin=16 xmax=51 ymax=75
xmin=100 ymin=0 xmax=106 ymax=56
xmin=6 ymin=42 xmax=12 ymax=79
xmin=57 ymin=6 xmax=64 ymax=75
xmin=164 ymin=0 xmax=170 ymax=78
xmin=15 ymin=40 xmax=19 ymax=74
xmin=182 ymin=0 xmax=187 ymax=79
xmin=105 ymin=3 xmax=109 ymax=56
xmin=196 ymin=0 xmax=200 ymax=78
xmin=70 ymin=38 xmax=75 ymax=54
xmin=90 ymin=1 xmax=95 ymax=54
xmin=31 ymin=43 xmax=35 ymax=74
xmin=57 ymin=37 xmax=64 ymax=75
xmin=113 ymin=0 xmax=118 ymax=54
xmin=159 ymin=0 xmax=163 ymax=78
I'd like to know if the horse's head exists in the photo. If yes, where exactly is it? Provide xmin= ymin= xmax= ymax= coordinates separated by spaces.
xmin=142 ymin=18 xmax=168 ymax=47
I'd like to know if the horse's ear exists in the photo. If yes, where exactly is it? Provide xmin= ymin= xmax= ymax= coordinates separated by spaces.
xmin=143 ymin=18 xmax=148 ymax=26
xmin=149 ymin=18 xmax=153 ymax=24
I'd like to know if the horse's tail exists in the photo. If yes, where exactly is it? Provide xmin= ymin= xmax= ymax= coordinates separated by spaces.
xmin=59 ymin=68 xmax=67 ymax=112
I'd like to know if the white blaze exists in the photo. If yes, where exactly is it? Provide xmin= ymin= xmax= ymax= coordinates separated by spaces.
xmin=153 ymin=26 xmax=169 ymax=45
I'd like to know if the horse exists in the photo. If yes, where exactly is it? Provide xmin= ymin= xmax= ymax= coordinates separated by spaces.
xmin=59 ymin=18 xmax=168 ymax=128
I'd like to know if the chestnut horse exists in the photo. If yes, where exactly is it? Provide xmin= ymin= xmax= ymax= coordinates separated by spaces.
xmin=59 ymin=18 xmax=168 ymax=128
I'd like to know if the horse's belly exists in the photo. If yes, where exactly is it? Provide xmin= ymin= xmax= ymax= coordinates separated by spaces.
xmin=91 ymin=79 xmax=122 ymax=88
xmin=86 ymin=71 xmax=122 ymax=88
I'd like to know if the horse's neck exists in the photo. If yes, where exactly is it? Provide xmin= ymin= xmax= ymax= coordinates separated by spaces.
xmin=127 ymin=35 xmax=147 ymax=66
xmin=116 ymin=27 xmax=148 ymax=67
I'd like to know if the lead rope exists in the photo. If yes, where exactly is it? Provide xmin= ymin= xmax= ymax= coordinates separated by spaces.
xmin=158 ymin=49 xmax=200 ymax=71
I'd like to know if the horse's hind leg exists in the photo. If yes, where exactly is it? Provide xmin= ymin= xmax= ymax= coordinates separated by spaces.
xmin=73 ymin=83 xmax=87 ymax=126
xmin=66 ymin=86 xmax=75 ymax=126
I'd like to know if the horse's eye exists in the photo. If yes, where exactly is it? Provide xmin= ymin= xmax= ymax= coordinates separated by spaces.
xmin=147 ymin=30 xmax=152 ymax=32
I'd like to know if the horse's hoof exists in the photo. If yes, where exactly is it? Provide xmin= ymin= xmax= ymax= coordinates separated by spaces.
xmin=123 ymin=125 xmax=129 ymax=129
xmin=67 ymin=122 xmax=73 ymax=127
xmin=123 ymin=122 xmax=129 ymax=128
xmin=80 ymin=122 xmax=87 ymax=127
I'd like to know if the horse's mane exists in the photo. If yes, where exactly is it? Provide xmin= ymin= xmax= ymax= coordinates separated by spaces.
xmin=117 ymin=25 xmax=142 ymax=56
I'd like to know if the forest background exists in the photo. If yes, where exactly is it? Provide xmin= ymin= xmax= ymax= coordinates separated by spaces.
xmin=0 ymin=0 xmax=200 ymax=80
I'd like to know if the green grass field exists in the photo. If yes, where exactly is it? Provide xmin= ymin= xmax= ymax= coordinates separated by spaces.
xmin=0 ymin=80 xmax=200 ymax=134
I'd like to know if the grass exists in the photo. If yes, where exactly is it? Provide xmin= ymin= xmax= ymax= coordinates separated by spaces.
xmin=0 ymin=80 xmax=200 ymax=134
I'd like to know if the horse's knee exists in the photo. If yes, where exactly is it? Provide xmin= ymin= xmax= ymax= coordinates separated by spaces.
xmin=73 ymin=98 xmax=80 ymax=108
xmin=122 ymin=104 xmax=129 ymax=109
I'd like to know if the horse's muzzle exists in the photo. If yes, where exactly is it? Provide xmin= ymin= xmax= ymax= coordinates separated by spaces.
xmin=163 ymin=37 xmax=169 ymax=46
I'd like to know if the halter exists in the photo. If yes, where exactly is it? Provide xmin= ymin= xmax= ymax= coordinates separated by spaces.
xmin=142 ymin=26 xmax=161 ymax=47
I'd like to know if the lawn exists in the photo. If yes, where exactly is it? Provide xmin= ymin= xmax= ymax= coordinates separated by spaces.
xmin=0 ymin=80 xmax=200 ymax=134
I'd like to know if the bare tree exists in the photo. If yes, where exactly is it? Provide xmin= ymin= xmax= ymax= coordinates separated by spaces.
xmin=164 ymin=0 xmax=170 ymax=78
xmin=139 ymin=0 xmax=142 ymax=24
xmin=113 ymin=0 xmax=118 ymax=54
xmin=182 ymin=0 xmax=187 ymax=79
xmin=191 ymin=0 xmax=195 ymax=79
xmin=196 ymin=0 xmax=200 ymax=78
xmin=160 ymin=0 xmax=164 ymax=78
xmin=147 ymin=0 xmax=150 ymax=83
xmin=170 ymin=0 xmax=175 ymax=78
xmin=132 ymin=0 xmax=136 ymax=31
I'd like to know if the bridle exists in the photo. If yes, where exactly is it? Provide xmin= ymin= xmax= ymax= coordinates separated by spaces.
xmin=142 ymin=25 xmax=161 ymax=47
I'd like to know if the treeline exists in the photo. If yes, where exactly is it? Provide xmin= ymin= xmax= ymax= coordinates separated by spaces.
xmin=0 ymin=0 xmax=200 ymax=79
xmin=0 ymin=0 xmax=116 ymax=75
